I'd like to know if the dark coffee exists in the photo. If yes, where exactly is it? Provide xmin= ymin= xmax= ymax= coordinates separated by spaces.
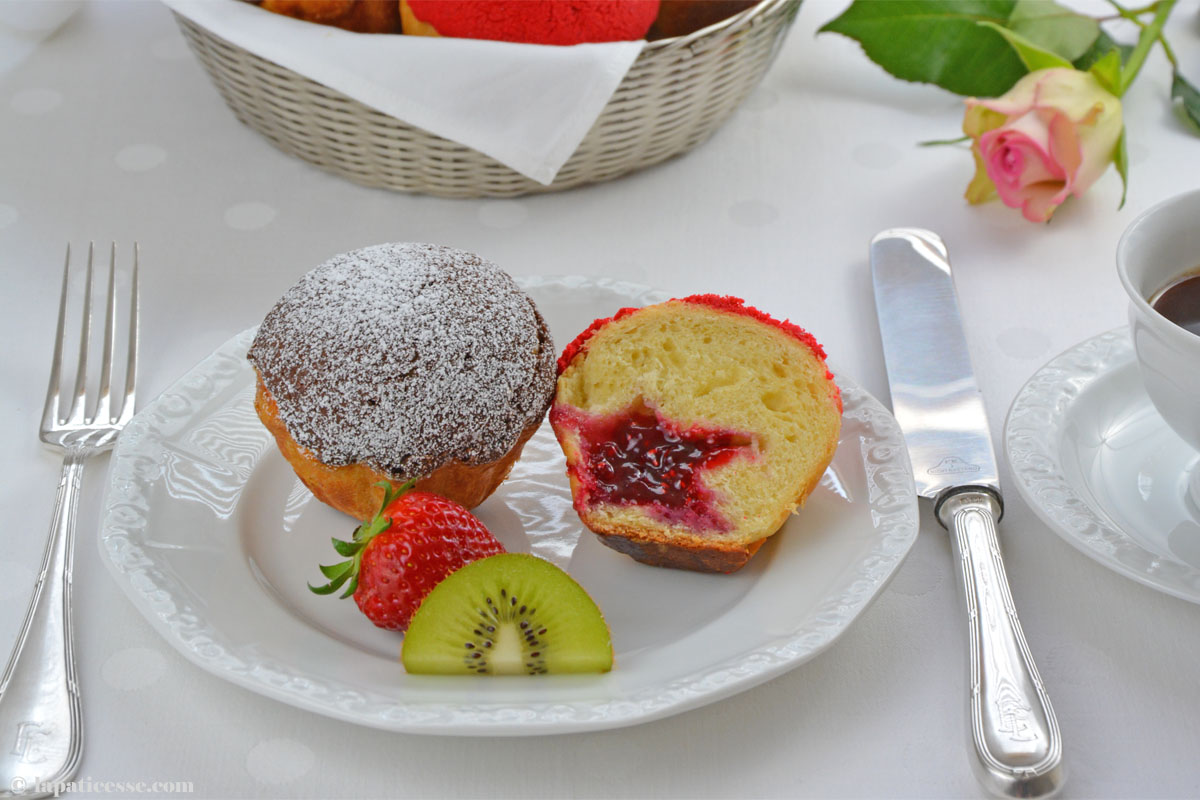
xmin=1151 ymin=271 xmax=1200 ymax=337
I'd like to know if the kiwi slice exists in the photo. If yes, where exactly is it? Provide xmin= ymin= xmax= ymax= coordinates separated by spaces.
xmin=401 ymin=554 xmax=613 ymax=675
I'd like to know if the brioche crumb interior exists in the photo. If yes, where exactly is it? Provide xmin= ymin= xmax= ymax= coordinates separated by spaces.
xmin=555 ymin=303 xmax=842 ymax=544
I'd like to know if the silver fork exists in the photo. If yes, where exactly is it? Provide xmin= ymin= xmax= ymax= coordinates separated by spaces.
xmin=0 ymin=244 xmax=138 ymax=798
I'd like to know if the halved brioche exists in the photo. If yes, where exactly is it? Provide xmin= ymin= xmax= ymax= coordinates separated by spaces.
xmin=550 ymin=295 xmax=842 ymax=573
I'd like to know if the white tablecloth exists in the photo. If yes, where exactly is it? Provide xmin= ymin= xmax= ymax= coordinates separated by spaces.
xmin=2 ymin=1 xmax=1198 ymax=797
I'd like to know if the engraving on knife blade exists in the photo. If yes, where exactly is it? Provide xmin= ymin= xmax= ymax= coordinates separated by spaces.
xmin=928 ymin=456 xmax=980 ymax=476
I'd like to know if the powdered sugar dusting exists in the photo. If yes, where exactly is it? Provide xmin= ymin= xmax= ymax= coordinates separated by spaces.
xmin=247 ymin=243 xmax=555 ymax=478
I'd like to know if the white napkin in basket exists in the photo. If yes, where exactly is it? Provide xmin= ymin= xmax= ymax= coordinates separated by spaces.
xmin=164 ymin=0 xmax=646 ymax=184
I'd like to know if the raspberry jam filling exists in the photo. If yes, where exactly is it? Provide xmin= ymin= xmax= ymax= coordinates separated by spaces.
xmin=552 ymin=402 xmax=756 ymax=533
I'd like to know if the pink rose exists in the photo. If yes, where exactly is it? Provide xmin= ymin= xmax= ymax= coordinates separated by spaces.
xmin=963 ymin=68 xmax=1123 ymax=223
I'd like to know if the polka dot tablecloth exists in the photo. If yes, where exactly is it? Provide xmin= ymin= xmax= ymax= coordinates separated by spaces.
xmin=1 ymin=2 xmax=1199 ymax=798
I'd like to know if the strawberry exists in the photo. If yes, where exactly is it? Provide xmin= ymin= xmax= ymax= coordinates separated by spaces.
xmin=309 ymin=480 xmax=505 ymax=631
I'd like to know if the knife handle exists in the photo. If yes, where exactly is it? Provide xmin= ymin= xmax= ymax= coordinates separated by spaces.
xmin=936 ymin=490 xmax=1064 ymax=798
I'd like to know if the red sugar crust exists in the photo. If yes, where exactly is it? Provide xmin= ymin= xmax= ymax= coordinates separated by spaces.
xmin=678 ymin=294 xmax=828 ymax=361
xmin=558 ymin=292 xmax=828 ymax=365
xmin=406 ymin=0 xmax=660 ymax=45
xmin=557 ymin=294 xmax=842 ymax=414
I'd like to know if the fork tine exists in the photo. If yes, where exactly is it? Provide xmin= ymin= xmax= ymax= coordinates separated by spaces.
xmin=40 ymin=245 xmax=72 ymax=430
xmin=94 ymin=243 xmax=118 ymax=424
xmin=66 ymin=242 xmax=94 ymax=425
xmin=116 ymin=242 xmax=139 ymax=425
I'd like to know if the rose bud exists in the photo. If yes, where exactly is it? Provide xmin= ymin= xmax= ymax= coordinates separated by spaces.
xmin=963 ymin=67 xmax=1123 ymax=223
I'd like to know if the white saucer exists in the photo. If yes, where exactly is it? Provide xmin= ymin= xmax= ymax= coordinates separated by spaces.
xmin=1005 ymin=328 xmax=1200 ymax=603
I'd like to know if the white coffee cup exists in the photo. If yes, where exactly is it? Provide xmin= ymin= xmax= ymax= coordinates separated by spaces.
xmin=1116 ymin=187 xmax=1200 ymax=503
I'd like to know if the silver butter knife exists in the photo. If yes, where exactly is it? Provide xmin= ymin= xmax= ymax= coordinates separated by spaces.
xmin=870 ymin=228 xmax=1063 ymax=798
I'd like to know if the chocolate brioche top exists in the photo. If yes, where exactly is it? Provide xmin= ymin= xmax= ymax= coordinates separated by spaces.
xmin=247 ymin=243 xmax=556 ymax=479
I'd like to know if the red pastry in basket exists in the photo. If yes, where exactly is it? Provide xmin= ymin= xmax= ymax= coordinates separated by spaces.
xmin=550 ymin=295 xmax=842 ymax=574
xmin=400 ymin=0 xmax=660 ymax=45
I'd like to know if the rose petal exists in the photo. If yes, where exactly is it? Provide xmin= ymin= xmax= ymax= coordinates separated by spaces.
xmin=963 ymin=102 xmax=1008 ymax=139
xmin=1016 ymin=181 xmax=1064 ymax=222
xmin=981 ymin=124 xmax=1060 ymax=188
xmin=964 ymin=143 xmax=998 ymax=204
xmin=1046 ymin=109 xmax=1082 ymax=189
xmin=979 ymin=122 xmax=1067 ymax=221
xmin=969 ymin=70 xmax=1043 ymax=117
xmin=1030 ymin=70 xmax=1117 ymax=123
xmin=1070 ymin=104 xmax=1124 ymax=197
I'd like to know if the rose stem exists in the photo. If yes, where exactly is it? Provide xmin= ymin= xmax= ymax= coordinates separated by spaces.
xmin=1118 ymin=0 xmax=1176 ymax=95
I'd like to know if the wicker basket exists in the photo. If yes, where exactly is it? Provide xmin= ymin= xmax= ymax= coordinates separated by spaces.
xmin=175 ymin=0 xmax=801 ymax=197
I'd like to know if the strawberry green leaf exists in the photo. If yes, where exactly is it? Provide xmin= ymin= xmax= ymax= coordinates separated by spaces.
xmin=978 ymin=21 xmax=1073 ymax=71
xmin=340 ymin=575 xmax=358 ymax=599
xmin=1113 ymin=127 xmax=1129 ymax=209
xmin=309 ymin=572 xmax=350 ymax=595
xmin=332 ymin=537 xmax=362 ymax=557
xmin=819 ymin=0 xmax=1029 ymax=97
xmin=1171 ymin=70 xmax=1200 ymax=135
xmin=1007 ymin=0 xmax=1100 ymax=62
xmin=319 ymin=560 xmax=354 ymax=581
xmin=374 ymin=478 xmax=416 ymax=509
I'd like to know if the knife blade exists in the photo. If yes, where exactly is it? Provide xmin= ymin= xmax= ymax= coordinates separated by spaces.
xmin=870 ymin=228 xmax=1064 ymax=798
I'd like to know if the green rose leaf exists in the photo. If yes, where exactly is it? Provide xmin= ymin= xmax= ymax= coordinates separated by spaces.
xmin=978 ymin=21 xmax=1073 ymax=71
xmin=820 ymin=0 xmax=1103 ymax=97
xmin=819 ymin=0 xmax=1028 ymax=97
xmin=1007 ymin=0 xmax=1100 ymax=61
xmin=1171 ymin=71 xmax=1200 ymax=135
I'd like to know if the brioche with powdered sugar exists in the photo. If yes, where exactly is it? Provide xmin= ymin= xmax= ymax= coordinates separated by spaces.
xmin=248 ymin=243 xmax=555 ymax=518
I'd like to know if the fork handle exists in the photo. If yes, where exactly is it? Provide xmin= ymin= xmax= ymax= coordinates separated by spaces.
xmin=0 ymin=454 xmax=85 ymax=797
